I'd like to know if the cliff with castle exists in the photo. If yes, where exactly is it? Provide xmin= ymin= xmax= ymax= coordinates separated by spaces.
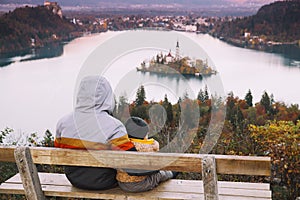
xmin=0 ymin=2 xmax=77 ymax=54
xmin=44 ymin=1 xmax=62 ymax=18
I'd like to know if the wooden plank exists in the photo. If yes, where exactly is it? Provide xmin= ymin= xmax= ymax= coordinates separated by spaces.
xmin=1 ymin=173 xmax=271 ymax=199
xmin=218 ymin=181 xmax=270 ymax=190
xmin=5 ymin=173 xmax=71 ymax=186
xmin=5 ymin=173 xmax=270 ymax=191
xmin=153 ymin=181 xmax=271 ymax=198
xmin=0 ymin=182 xmax=203 ymax=200
xmin=153 ymin=180 xmax=271 ymax=198
xmin=42 ymin=185 xmax=202 ymax=200
xmin=214 ymin=155 xmax=271 ymax=176
xmin=156 ymin=180 xmax=270 ymax=191
xmin=0 ymin=183 xmax=26 ymax=195
xmin=0 ymin=146 xmax=271 ymax=176
xmin=0 ymin=146 xmax=15 ymax=162
xmin=0 ymin=182 xmax=271 ymax=200
xmin=30 ymin=147 xmax=202 ymax=172
xmin=14 ymin=147 xmax=46 ymax=200
xmin=218 ymin=188 xmax=271 ymax=198
xmin=149 ymin=179 xmax=270 ymax=191
xmin=202 ymin=156 xmax=219 ymax=200
xmin=30 ymin=147 xmax=271 ymax=176
xmin=219 ymin=197 xmax=271 ymax=200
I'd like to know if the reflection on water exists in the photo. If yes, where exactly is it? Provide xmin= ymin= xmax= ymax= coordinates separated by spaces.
xmin=289 ymin=60 xmax=300 ymax=67
xmin=138 ymin=70 xmax=205 ymax=81
xmin=266 ymin=44 xmax=300 ymax=67
xmin=0 ymin=43 xmax=64 ymax=67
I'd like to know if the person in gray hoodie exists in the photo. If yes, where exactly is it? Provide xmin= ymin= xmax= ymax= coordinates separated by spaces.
xmin=55 ymin=76 xmax=136 ymax=190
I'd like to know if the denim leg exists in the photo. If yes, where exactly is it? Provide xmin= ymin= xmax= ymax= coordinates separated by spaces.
xmin=118 ymin=170 xmax=173 ymax=192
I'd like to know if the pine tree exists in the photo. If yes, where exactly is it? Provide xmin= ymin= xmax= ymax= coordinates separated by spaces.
xmin=197 ymin=89 xmax=205 ymax=103
xmin=116 ymin=95 xmax=129 ymax=120
xmin=235 ymin=106 xmax=244 ymax=126
xmin=135 ymin=85 xmax=146 ymax=106
xmin=245 ymin=89 xmax=253 ymax=107
xmin=163 ymin=94 xmax=173 ymax=123
xmin=204 ymin=85 xmax=209 ymax=101
xmin=226 ymin=92 xmax=235 ymax=123
xmin=260 ymin=91 xmax=271 ymax=114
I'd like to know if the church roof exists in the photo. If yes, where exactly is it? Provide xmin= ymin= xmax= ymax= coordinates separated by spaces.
xmin=167 ymin=52 xmax=173 ymax=57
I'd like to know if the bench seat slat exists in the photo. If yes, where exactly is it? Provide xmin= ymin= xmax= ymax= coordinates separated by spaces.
xmin=0 ymin=173 xmax=271 ymax=200
xmin=0 ymin=182 xmax=272 ymax=200
xmin=159 ymin=179 xmax=270 ymax=190
xmin=0 ymin=183 xmax=203 ymax=200
xmin=5 ymin=173 xmax=270 ymax=191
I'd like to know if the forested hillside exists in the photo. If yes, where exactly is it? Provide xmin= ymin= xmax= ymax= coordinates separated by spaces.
xmin=214 ymin=0 xmax=300 ymax=42
xmin=0 ymin=5 xmax=77 ymax=54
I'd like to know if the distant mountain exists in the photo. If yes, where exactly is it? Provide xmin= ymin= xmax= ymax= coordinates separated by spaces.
xmin=0 ymin=5 xmax=77 ymax=54
xmin=214 ymin=0 xmax=300 ymax=42
xmin=0 ymin=0 xmax=276 ymax=12
xmin=0 ymin=0 xmax=274 ymax=6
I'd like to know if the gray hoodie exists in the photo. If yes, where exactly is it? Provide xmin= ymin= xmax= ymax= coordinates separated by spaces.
xmin=55 ymin=76 xmax=128 ymax=148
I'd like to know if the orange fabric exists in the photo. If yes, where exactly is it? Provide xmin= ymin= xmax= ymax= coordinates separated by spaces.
xmin=54 ymin=138 xmax=110 ymax=150
xmin=109 ymin=135 xmax=135 ymax=151
xmin=111 ymin=141 xmax=135 ymax=151
xmin=54 ymin=140 xmax=85 ymax=149
xmin=54 ymin=136 xmax=134 ymax=151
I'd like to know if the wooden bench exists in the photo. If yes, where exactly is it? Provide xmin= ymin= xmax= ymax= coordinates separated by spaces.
xmin=0 ymin=146 xmax=272 ymax=200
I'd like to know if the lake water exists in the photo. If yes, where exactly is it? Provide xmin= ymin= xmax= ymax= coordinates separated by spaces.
xmin=0 ymin=30 xmax=299 ymax=136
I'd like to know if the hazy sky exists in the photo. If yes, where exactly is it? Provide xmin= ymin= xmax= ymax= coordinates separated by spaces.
xmin=0 ymin=0 xmax=278 ymax=6
xmin=0 ymin=0 xmax=279 ymax=15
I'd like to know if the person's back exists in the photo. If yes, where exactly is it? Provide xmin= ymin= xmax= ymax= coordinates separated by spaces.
xmin=116 ymin=117 xmax=175 ymax=192
xmin=55 ymin=76 xmax=135 ymax=190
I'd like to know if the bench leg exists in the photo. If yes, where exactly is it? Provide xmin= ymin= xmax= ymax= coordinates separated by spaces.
xmin=202 ymin=156 xmax=219 ymax=200
xmin=14 ymin=147 xmax=46 ymax=200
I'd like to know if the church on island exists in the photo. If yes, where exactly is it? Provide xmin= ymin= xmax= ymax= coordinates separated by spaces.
xmin=137 ymin=41 xmax=216 ymax=77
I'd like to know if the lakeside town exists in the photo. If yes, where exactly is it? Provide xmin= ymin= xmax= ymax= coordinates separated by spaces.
xmin=70 ymin=8 xmax=300 ymax=47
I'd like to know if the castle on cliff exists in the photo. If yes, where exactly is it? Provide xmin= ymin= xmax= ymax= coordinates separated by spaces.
xmin=44 ymin=1 xmax=62 ymax=18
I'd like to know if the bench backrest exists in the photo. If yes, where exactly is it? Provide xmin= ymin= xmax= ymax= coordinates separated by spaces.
xmin=0 ymin=146 xmax=270 ymax=176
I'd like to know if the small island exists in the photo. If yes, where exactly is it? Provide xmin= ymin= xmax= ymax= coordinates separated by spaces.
xmin=137 ymin=41 xmax=217 ymax=77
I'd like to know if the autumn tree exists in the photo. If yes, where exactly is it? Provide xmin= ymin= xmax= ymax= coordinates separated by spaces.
xmin=130 ymin=103 xmax=149 ymax=120
xmin=249 ymin=120 xmax=300 ymax=200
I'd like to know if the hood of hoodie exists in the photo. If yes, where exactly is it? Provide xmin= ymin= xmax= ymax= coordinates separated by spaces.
xmin=75 ymin=76 xmax=115 ymax=114
xmin=55 ymin=76 xmax=129 ymax=148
